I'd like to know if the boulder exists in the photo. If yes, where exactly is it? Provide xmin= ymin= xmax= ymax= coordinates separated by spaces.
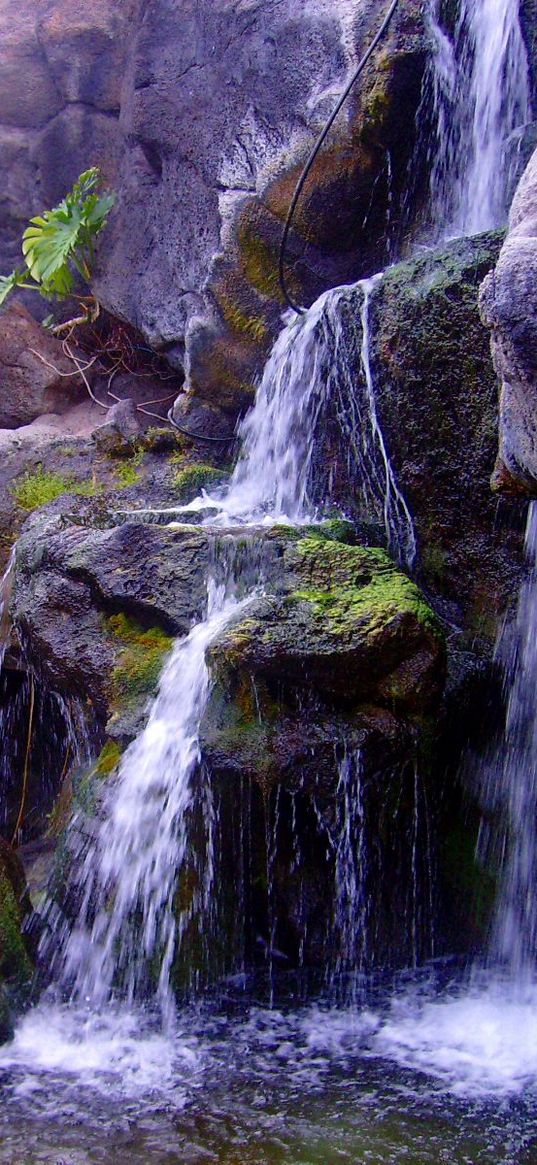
xmin=209 ymin=535 xmax=444 ymax=713
xmin=92 ymin=398 xmax=142 ymax=455
xmin=12 ymin=516 xmax=211 ymax=717
xmin=0 ymin=303 xmax=80 ymax=428
xmin=362 ymin=233 xmax=526 ymax=643
xmin=480 ymin=147 xmax=537 ymax=493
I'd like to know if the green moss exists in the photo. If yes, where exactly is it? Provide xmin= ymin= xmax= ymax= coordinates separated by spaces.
xmin=108 ymin=613 xmax=173 ymax=710
xmin=305 ymin=519 xmax=357 ymax=544
xmin=142 ymin=427 xmax=186 ymax=454
xmin=237 ymin=224 xmax=285 ymax=302
xmin=218 ymin=293 xmax=268 ymax=343
xmin=11 ymin=466 xmax=100 ymax=511
xmin=0 ymin=870 xmax=32 ymax=987
xmin=113 ymin=446 xmax=144 ymax=489
xmin=174 ymin=464 xmax=229 ymax=501
xmin=293 ymin=538 xmax=443 ymax=640
xmin=94 ymin=739 xmax=122 ymax=777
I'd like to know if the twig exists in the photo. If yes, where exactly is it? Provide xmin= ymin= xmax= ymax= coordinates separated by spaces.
xmin=11 ymin=673 xmax=35 ymax=848
xmin=28 ymin=348 xmax=98 ymax=378
xmin=63 ymin=339 xmax=110 ymax=409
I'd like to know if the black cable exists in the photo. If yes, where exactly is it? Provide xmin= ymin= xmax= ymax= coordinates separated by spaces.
xmin=166 ymin=407 xmax=237 ymax=443
xmin=278 ymin=0 xmax=400 ymax=315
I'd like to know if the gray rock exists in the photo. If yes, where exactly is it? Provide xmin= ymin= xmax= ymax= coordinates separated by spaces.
xmin=93 ymin=398 xmax=142 ymax=454
xmin=480 ymin=147 xmax=537 ymax=493
xmin=12 ymin=516 xmax=211 ymax=714
xmin=0 ymin=302 xmax=81 ymax=427
xmin=0 ymin=0 xmax=427 ymax=424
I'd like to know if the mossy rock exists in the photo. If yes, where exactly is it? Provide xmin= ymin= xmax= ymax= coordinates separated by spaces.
xmin=0 ymin=839 xmax=33 ymax=1032
xmin=11 ymin=465 xmax=99 ymax=512
xmin=107 ymin=613 xmax=173 ymax=712
xmin=174 ymin=464 xmax=230 ymax=502
xmin=209 ymin=533 xmax=445 ymax=713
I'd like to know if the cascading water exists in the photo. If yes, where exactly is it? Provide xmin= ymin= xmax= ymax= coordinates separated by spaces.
xmin=478 ymin=502 xmax=537 ymax=979
xmin=426 ymin=0 xmax=531 ymax=238
xmin=55 ymin=579 xmax=247 ymax=1024
xmin=176 ymin=280 xmax=415 ymax=565
xmin=2 ymin=7 xmax=537 ymax=1156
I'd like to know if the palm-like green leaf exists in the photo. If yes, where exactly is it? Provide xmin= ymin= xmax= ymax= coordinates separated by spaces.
xmin=0 ymin=269 xmax=33 ymax=306
xmin=22 ymin=209 xmax=82 ymax=284
xmin=82 ymin=192 xmax=115 ymax=232
xmin=1 ymin=168 xmax=114 ymax=309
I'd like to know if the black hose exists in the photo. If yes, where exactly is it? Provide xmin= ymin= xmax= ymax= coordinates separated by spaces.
xmin=167 ymin=407 xmax=237 ymax=443
xmin=278 ymin=0 xmax=400 ymax=315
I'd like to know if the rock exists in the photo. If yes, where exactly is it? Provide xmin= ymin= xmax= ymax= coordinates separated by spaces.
xmin=196 ymin=529 xmax=446 ymax=974
xmin=0 ymin=303 xmax=81 ymax=428
xmin=0 ymin=1 xmax=62 ymax=130
xmin=361 ymin=233 xmax=526 ymax=644
xmin=480 ymin=147 xmax=537 ymax=493
xmin=0 ymin=0 xmax=428 ymax=426
xmin=0 ymin=837 xmax=33 ymax=1037
xmin=202 ymin=528 xmax=445 ymax=797
xmin=37 ymin=0 xmax=134 ymax=113
xmin=12 ymin=516 xmax=211 ymax=717
xmin=209 ymin=535 xmax=444 ymax=713
xmin=92 ymin=398 xmax=142 ymax=455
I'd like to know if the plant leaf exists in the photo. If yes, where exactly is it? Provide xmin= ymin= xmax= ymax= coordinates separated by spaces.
xmin=0 ymin=268 xmax=33 ymax=306
xmin=82 ymin=192 xmax=115 ymax=231
xmin=22 ymin=208 xmax=82 ymax=284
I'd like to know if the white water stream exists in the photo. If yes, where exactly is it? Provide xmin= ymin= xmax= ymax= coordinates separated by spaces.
xmin=426 ymin=0 xmax=531 ymax=237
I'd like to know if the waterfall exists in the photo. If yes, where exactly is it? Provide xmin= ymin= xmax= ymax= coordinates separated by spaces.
xmin=426 ymin=0 xmax=531 ymax=238
xmin=178 ymin=281 xmax=415 ymax=565
xmin=0 ymin=549 xmax=15 ymax=673
xmin=478 ymin=503 xmax=537 ymax=980
xmin=56 ymin=579 xmax=247 ymax=1021
xmin=29 ymin=268 xmax=415 ymax=1022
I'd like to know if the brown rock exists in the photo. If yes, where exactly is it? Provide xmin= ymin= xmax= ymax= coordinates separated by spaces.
xmin=0 ymin=302 xmax=81 ymax=428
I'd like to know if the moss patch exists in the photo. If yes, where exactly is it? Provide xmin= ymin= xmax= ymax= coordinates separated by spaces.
xmin=11 ymin=466 xmax=99 ymax=511
xmin=108 ymin=613 xmax=173 ymax=710
xmin=0 ymin=869 xmax=32 ymax=987
xmin=94 ymin=739 xmax=122 ymax=777
xmin=294 ymin=537 xmax=443 ymax=640
xmin=218 ymin=294 xmax=268 ymax=344
xmin=174 ymin=464 xmax=230 ymax=501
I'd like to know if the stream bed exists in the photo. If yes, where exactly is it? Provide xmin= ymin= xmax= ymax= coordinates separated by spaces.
xmin=1 ymin=965 xmax=536 ymax=1165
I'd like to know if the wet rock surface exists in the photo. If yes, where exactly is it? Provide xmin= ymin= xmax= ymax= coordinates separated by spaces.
xmin=0 ymin=303 xmax=80 ymax=428
xmin=365 ymin=233 xmax=526 ymax=644
xmin=480 ymin=147 xmax=537 ymax=494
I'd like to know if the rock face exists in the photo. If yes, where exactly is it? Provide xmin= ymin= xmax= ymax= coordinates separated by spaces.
xmin=0 ymin=837 xmax=33 ymax=1041
xmin=480 ymin=147 xmax=537 ymax=494
xmin=0 ymin=303 xmax=79 ymax=428
xmin=0 ymin=0 xmax=427 ymax=425
xmin=12 ymin=515 xmax=445 ymax=974
xmin=322 ymin=233 xmax=527 ymax=645
xmin=12 ymin=514 xmax=211 ymax=720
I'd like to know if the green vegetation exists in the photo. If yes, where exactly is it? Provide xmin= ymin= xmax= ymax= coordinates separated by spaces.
xmin=174 ymin=464 xmax=229 ymax=501
xmin=114 ymin=446 xmax=144 ymax=489
xmin=11 ymin=466 xmax=99 ymax=511
xmin=0 ymin=868 xmax=32 ymax=987
xmin=218 ymin=293 xmax=268 ymax=343
xmin=294 ymin=537 xmax=443 ymax=640
xmin=94 ymin=739 xmax=122 ymax=777
xmin=0 ymin=168 xmax=114 ymax=317
xmin=237 ymin=222 xmax=284 ymax=301
xmin=108 ymin=613 xmax=173 ymax=710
